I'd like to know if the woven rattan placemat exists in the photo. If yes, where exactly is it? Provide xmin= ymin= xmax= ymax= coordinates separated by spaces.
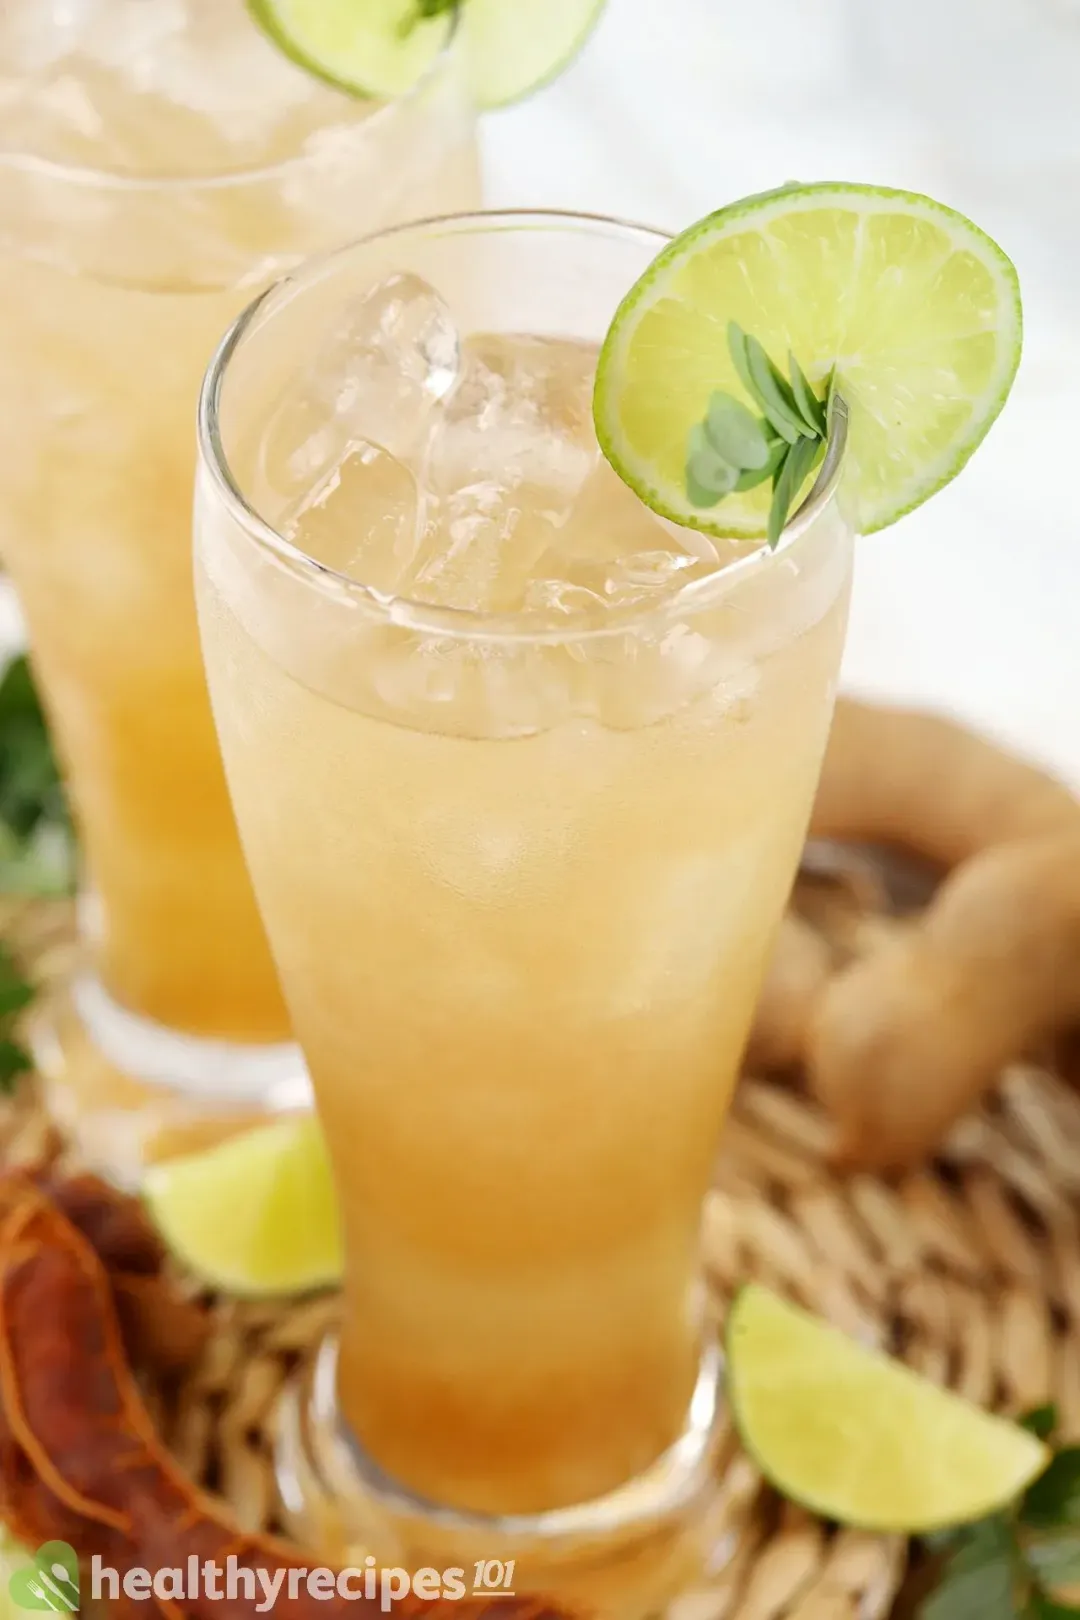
xmin=3 ymin=890 xmax=1079 ymax=1620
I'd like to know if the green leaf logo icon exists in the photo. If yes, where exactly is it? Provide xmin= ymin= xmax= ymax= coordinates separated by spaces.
xmin=8 ymin=1543 xmax=79 ymax=1612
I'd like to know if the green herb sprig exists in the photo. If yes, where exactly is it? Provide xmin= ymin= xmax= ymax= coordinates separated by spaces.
xmin=0 ymin=653 xmax=75 ymax=898
xmin=0 ymin=941 xmax=34 ymax=1094
xmin=685 ymin=321 xmax=833 ymax=547
xmin=0 ymin=650 xmax=76 ymax=1096
xmin=920 ymin=1406 xmax=1080 ymax=1620
xmin=399 ymin=0 xmax=457 ymax=36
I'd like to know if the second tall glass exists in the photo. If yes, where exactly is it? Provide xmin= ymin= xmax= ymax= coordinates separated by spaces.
xmin=0 ymin=0 xmax=479 ymax=1183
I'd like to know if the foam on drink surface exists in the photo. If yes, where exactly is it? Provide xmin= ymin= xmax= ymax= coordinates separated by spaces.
xmin=266 ymin=273 xmax=735 ymax=624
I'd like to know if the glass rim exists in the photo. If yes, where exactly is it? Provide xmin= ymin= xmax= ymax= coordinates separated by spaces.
xmin=0 ymin=5 xmax=462 ymax=195
xmin=197 ymin=206 xmax=851 ymax=647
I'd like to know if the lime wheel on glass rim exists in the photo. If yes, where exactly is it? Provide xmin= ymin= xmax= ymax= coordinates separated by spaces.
xmin=593 ymin=181 xmax=1022 ymax=542
xmin=248 ymin=0 xmax=608 ymax=108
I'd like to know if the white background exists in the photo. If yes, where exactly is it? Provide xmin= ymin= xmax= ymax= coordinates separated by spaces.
xmin=482 ymin=0 xmax=1080 ymax=786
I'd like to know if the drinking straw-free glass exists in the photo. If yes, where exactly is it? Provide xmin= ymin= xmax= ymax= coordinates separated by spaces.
xmin=0 ymin=0 xmax=479 ymax=1184
xmin=195 ymin=211 xmax=853 ymax=1613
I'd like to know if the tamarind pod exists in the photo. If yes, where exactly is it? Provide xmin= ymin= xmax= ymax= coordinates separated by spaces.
xmin=811 ymin=700 xmax=1080 ymax=869
xmin=39 ymin=1171 xmax=167 ymax=1275
xmin=745 ymin=914 xmax=833 ymax=1071
xmin=33 ymin=1170 xmax=212 ymax=1376
xmin=807 ymin=831 xmax=1080 ymax=1169
xmin=0 ymin=1175 xmax=572 ymax=1620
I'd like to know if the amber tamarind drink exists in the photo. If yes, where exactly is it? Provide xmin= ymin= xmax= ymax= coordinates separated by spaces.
xmin=0 ymin=0 xmax=479 ymax=1178
xmin=195 ymin=213 xmax=852 ymax=1566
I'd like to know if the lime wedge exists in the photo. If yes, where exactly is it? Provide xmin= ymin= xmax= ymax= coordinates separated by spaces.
xmin=594 ymin=182 xmax=1022 ymax=538
xmin=248 ymin=0 xmax=606 ymax=110
xmin=726 ymin=1286 xmax=1048 ymax=1532
xmin=143 ymin=1114 xmax=342 ymax=1296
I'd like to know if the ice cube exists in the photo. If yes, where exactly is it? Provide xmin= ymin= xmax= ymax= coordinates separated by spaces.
xmin=405 ymin=335 xmax=601 ymax=613
xmin=527 ymin=459 xmax=724 ymax=613
xmin=372 ymin=633 xmax=576 ymax=738
xmin=422 ymin=334 xmax=597 ymax=504
xmin=579 ymin=624 xmax=717 ymax=729
xmin=554 ymin=458 xmax=677 ymax=566
xmin=283 ymin=439 xmax=420 ymax=594
xmin=402 ymin=483 xmax=512 ymax=613
xmin=256 ymin=273 xmax=461 ymax=513
xmin=523 ymin=579 xmax=608 ymax=618
xmin=603 ymin=551 xmax=699 ymax=595
xmin=403 ymin=479 xmax=574 ymax=614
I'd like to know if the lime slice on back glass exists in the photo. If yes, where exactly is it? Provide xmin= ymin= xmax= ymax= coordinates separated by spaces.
xmin=144 ymin=1114 xmax=342 ymax=1296
xmin=727 ymin=1285 xmax=1048 ymax=1532
xmin=593 ymin=182 xmax=1023 ymax=538
xmin=248 ymin=0 xmax=607 ymax=110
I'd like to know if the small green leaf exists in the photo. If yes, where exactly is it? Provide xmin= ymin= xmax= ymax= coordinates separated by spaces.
xmin=727 ymin=322 xmax=761 ymax=410
xmin=1024 ymin=1450 xmax=1080 ymax=1529
xmin=1023 ymin=1407 xmax=1060 ymax=1443
xmin=766 ymin=434 xmax=822 ymax=547
xmin=0 ymin=824 xmax=77 ymax=898
xmin=919 ymin=1553 xmax=1017 ymax=1620
xmin=734 ymin=438 xmax=787 ymax=492
xmin=0 ymin=978 xmax=33 ymax=1018
xmin=767 ymin=453 xmax=794 ymax=546
xmin=686 ymin=423 xmax=739 ymax=498
xmin=685 ymin=470 xmax=723 ymax=509
xmin=703 ymin=394 xmax=772 ymax=470
xmin=789 ymin=352 xmax=828 ymax=436
xmin=924 ymin=1529 xmax=966 ymax=1555
xmin=0 ymin=655 xmax=42 ymax=728
xmin=952 ymin=1516 xmax=1016 ymax=1570
xmin=1027 ymin=1531 xmax=1080 ymax=1588
xmin=924 ymin=1515 xmax=1009 ymax=1559
xmin=0 ymin=1038 xmax=31 ymax=1094
xmin=398 ymin=0 xmax=455 ymax=34
xmin=727 ymin=321 xmax=801 ymax=444
xmin=0 ymin=654 xmax=75 ymax=899
xmin=745 ymin=334 xmax=814 ymax=444
xmin=1026 ymin=1594 xmax=1080 ymax=1619
xmin=919 ymin=1520 xmax=1018 ymax=1620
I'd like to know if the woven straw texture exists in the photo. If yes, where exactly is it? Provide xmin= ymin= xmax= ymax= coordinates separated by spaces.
xmin=2 ymin=874 xmax=1078 ymax=1620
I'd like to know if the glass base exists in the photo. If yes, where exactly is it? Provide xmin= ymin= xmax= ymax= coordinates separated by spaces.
xmin=31 ymin=971 xmax=311 ymax=1190
xmin=276 ymin=1335 xmax=736 ymax=1620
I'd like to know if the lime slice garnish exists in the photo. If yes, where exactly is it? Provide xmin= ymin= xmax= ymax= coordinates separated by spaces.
xmin=727 ymin=1285 xmax=1048 ymax=1532
xmin=144 ymin=1114 xmax=342 ymax=1296
xmin=248 ymin=0 xmax=607 ymax=110
xmin=594 ymin=182 xmax=1023 ymax=538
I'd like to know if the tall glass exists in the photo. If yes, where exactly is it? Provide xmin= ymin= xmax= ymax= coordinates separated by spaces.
xmin=0 ymin=1 xmax=479 ymax=1183
xmin=194 ymin=213 xmax=853 ymax=1612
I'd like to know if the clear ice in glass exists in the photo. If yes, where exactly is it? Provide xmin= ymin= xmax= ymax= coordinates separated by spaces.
xmin=257 ymin=273 xmax=461 ymax=512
